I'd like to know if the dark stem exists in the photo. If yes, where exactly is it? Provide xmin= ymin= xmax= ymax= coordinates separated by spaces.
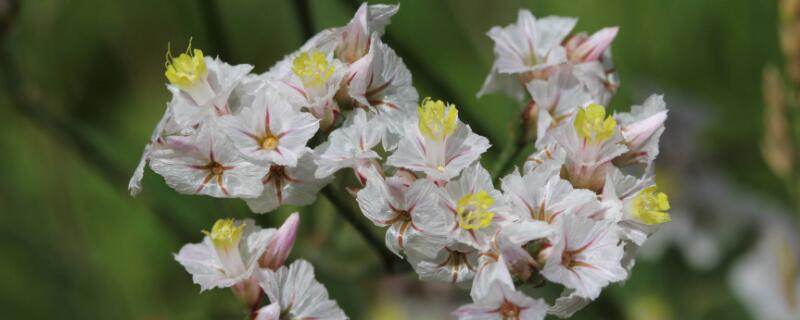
xmin=0 ymin=42 xmax=196 ymax=243
xmin=491 ymin=138 xmax=527 ymax=183
xmin=291 ymin=0 xmax=315 ymax=41
xmin=594 ymin=293 xmax=625 ymax=320
xmin=321 ymin=185 xmax=398 ymax=272
xmin=249 ymin=289 xmax=263 ymax=320
xmin=198 ymin=0 xmax=233 ymax=60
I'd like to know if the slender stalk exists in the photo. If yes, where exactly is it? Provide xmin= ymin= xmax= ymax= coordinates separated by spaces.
xmin=321 ymin=185 xmax=397 ymax=272
xmin=491 ymin=138 xmax=527 ymax=183
xmin=249 ymin=290 xmax=263 ymax=320
xmin=198 ymin=0 xmax=233 ymax=60
xmin=291 ymin=0 xmax=314 ymax=41
xmin=0 ymin=42 xmax=196 ymax=243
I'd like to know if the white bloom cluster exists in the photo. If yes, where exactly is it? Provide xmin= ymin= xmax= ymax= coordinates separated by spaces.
xmin=130 ymin=3 xmax=671 ymax=319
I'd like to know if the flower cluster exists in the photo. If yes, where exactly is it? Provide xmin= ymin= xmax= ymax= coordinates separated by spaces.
xmin=130 ymin=3 xmax=671 ymax=319
xmin=174 ymin=214 xmax=347 ymax=319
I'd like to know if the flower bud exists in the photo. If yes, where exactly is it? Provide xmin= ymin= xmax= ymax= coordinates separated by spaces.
xmin=567 ymin=27 xmax=619 ymax=63
xmin=260 ymin=212 xmax=300 ymax=270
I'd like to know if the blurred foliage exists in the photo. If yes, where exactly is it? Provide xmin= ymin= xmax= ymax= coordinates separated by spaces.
xmin=0 ymin=0 xmax=787 ymax=319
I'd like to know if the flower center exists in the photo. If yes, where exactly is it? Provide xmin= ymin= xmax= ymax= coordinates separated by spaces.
xmin=418 ymin=97 xmax=458 ymax=141
xmin=631 ymin=185 xmax=671 ymax=225
xmin=164 ymin=40 xmax=207 ymax=89
xmin=499 ymin=300 xmax=521 ymax=320
xmin=210 ymin=162 xmax=225 ymax=175
xmin=292 ymin=50 xmax=335 ymax=88
xmin=260 ymin=134 xmax=279 ymax=151
xmin=574 ymin=103 xmax=616 ymax=143
xmin=456 ymin=191 xmax=495 ymax=230
xmin=202 ymin=218 xmax=245 ymax=252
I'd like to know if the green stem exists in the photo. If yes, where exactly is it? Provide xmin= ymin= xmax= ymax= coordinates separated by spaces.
xmin=491 ymin=139 xmax=527 ymax=183
xmin=321 ymin=185 xmax=399 ymax=272
xmin=0 ymin=41 xmax=197 ymax=243
xmin=198 ymin=0 xmax=233 ymax=60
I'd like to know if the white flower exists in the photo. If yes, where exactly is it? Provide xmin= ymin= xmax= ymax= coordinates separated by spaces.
xmin=129 ymin=105 xmax=177 ymax=196
xmin=548 ymin=289 xmax=592 ymax=318
xmin=356 ymin=168 xmax=447 ymax=256
xmin=570 ymin=61 xmax=617 ymax=106
xmin=547 ymin=103 xmax=627 ymax=191
xmin=501 ymin=168 xmax=597 ymax=225
xmin=440 ymin=163 xmax=511 ymax=251
xmin=268 ymin=49 xmax=346 ymax=130
xmin=256 ymin=259 xmax=348 ymax=320
xmin=220 ymin=83 xmax=319 ymax=167
xmin=334 ymin=3 xmax=399 ymax=64
xmin=470 ymin=220 xmax=553 ymax=300
xmin=165 ymin=47 xmax=253 ymax=127
xmin=407 ymin=240 xmax=479 ymax=286
xmin=541 ymin=214 xmax=627 ymax=299
xmin=454 ymin=282 xmax=548 ymax=320
xmin=148 ymin=125 xmax=264 ymax=198
xmin=523 ymin=143 xmax=566 ymax=175
xmin=245 ymin=152 xmax=333 ymax=214
xmin=346 ymin=34 xmax=418 ymax=149
xmin=387 ymin=98 xmax=490 ymax=181
xmin=730 ymin=223 xmax=800 ymax=320
xmin=314 ymin=108 xmax=384 ymax=181
xmin=614 ymin=94 xmax=668 ymax=166
xmin=602 ymin=167 xmax=671 ymax=246
xmin=174 ymin=218 xmax=275 ymax=291
xmin=525 ymin=68 xmax=594 ymax=145
xmin=478 ymin=10 xmax=577 ymax=101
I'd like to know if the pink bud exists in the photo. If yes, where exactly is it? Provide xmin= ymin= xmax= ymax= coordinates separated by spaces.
xmin=260 ymin=212 xmax=300 ymax=270
xmin=572 ymin=27 xmax=618 ymax=63
xmin=622 ymin=110 xmax=668 ymax=152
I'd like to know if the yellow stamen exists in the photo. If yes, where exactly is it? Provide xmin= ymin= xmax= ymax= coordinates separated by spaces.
xmin=202 ymin=218 xmax=245 ymax=251
xmin=292 ymin=51 xmax=335 ymax=87
xmin=418 ymin=97 xmax=458 ymax=140
xmin=456 ymin=191 xmax=495 ymax=230
xmin=165 ymin=39 xmax=207 ymax=89
xmin=631 ymin=185 xmax=671 ymax=225
xmin=261 ymin=135 xmax=279 ymax=151
xmin=574 ymin=103 xmax=616 ymax=143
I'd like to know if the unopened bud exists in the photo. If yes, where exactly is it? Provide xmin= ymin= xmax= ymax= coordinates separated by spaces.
xmin=260 ymin=212 xmax=300 ymax=270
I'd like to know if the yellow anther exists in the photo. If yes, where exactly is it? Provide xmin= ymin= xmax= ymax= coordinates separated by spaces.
xmin=418 ymin=97 xmax=458 ymax=140
xmin=456 ymin=191 xmax=495 ymax=230
xmin=631 ymin=185 xmax=671 ymax=225
xmin=574 ymin=103 xmax=616 ymax=143
xmin=202 ymin=218 xmax=245 ymax=251
xmin=292 ymin=51 xmax=335 ymax=87
xmin=165 ymin=39 xmax=207 ymax=89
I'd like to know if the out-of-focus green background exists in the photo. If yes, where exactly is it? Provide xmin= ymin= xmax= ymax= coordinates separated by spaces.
xmin=0 ymin=0 xmax=789 ymax=319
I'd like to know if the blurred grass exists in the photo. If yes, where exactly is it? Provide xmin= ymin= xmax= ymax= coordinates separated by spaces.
xmin=0 ymin=0 xmax=786 ymax=319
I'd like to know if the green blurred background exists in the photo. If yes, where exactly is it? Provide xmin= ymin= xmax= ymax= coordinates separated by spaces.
xmin=0 ymin=0 xmax=790 ymax=319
